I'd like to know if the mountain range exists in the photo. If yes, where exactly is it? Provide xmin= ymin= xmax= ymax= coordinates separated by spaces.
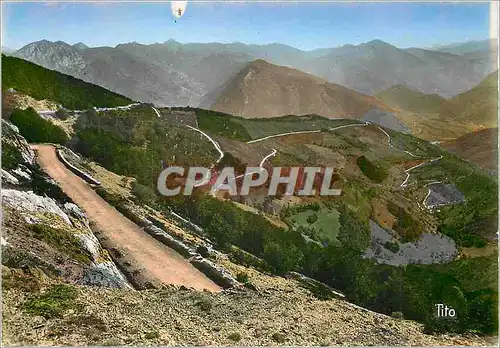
xmin=11 ymin=38 xmax=497 ymax=108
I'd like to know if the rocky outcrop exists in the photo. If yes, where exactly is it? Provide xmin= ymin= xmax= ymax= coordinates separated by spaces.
xmin=285 ymin=271 xmax=345 ymax=299
xmin=190 ymin=255 xmax=239 ymax=289
xmin=80 ymin=262 xmax=131 ymax=289
xmin=364 ymin=220 xmax=458 ymax=266
xmin=144 ymin=225 xmax=195 ymax=258
xmin=2 ymin=169 xmax=19 ymax=185
xmin=1 ymin=126 xmax=129 ymax=289
xmin=424 ymin=183 xmax=465 ymax=209
xmin=2 ymin=188 xmax=130 ymax=289
xmin=56 ymin=149 xmax=101 ymax=186
xmin=2 ymin=189 xmax=72 ymax=225
xmin=2 ymin=120 xmax=35 ymax=166
xmin=14 ymin=40 xmax=87 ymax=77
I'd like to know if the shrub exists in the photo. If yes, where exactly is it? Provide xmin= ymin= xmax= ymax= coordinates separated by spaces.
xmin=215 ymin=151 xmax=247 ymax=173
xmin=337 ymin=204 xmax=370 ymax=251
xmin=356 ymin=155 xmax=387 ymax=183
xmin=131 ymin=181 xmax=157 ymax=205
xmin=228 ymin=332 xmax=242 ymax=342
xmin=387 ymin=201 xmax=420 ymax=242
xmin=10 ymin=107 xmax=69 ymax=145
xmin=391 ymin=311 xmax=404 ymax=319
xmin=2 ymin=268 xmax=42 ymax=293
xmin=100 ymin=338 xmax=122 ymax=346
xmin=2 ymin=246 xmax=60 ymax=278
xmin=196 ymin=245 xmax=210 ymax=258
xmin=31 ymin=169 xmax=71 ymax=203
xmin=196 ymin=299 xmax=213 ymax=312
xmin=23 ymin=284 xmax=78 ymax=319
xmin=1 ymin=140 xmax=23 ymax=170
xmin=29 ymin=224 xmax=92 ymax=264
xmin=236 ymin=271 xmax=249 ymax=284
xmin=55 ymin=108 xmax=69 ymax=120
xmin=306 ymin=213 xmax=318 ymax=224
xmin=384 ymin=241 xmax=400 ymax=253
xmin=272 ymin=332 xmax=286 ymax=343
xmin=144 ymin=331 xmax=160 ymax=339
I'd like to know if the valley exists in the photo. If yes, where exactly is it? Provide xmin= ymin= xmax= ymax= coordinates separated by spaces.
xmin=1 ymin=21 xmax=498 ymax=346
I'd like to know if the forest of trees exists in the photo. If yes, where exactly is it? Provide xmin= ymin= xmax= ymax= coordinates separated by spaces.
xmin=2 ymin=55 xmax=132 ymax=109
xmin=160 ymin=192 xmax=497 ymax=334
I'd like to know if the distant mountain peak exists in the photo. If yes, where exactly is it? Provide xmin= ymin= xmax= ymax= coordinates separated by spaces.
xmin=73 ymin=42 xmax=89 ymax=50
xmin=36 ymin=39 xmax=53 ymax=44
xmin=250 ymin=58 xmax=272 ymax=66
xmin=362 ymin=39 xmax=396 ymax=49
xmin=164 ymin=39 xmax=181 ymax=45
xmin=366 ymin=39 xmax=386 ymax=45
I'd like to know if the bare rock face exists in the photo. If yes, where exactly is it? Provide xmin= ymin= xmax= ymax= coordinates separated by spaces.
xmin=15 ymin=40 xmax=86 ymax=76
xmin=364 ymin=220 xmax=458 ymax=266
xmin=1 ymin=170 xmax=19 ymax=185
xmin=80 ymin=262 xmax=130 ymax=288
xmin=2 ymin=189 xmax=72 ymax=225
xmin=2 ymin=188 xmax=130 ymax=289
xmin=2 ymin=120 xmax=35 ymax=166
xmin=424 ymin=183 xmax=465 ymax=209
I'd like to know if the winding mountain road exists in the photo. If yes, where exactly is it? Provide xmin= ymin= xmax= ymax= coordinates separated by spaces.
xmin=37 ymin=103 xmax=142 ymax=116
xmin=185 ymin=124 xmax=225 ymax=164
xmin=152 ymin=106 xmax=162 ymax=118
xmin=246 ymin=122 xmax=371 ymax=144
xmin=212 ymin=148 xmax=277 ymax=194
xmin=32 ymin=144 xmax=221 ymax=292
xmin=400 ymin=155 xmax=443 ymax=188
xmin=242 ymin=120 xmax=443 ymax=189
xmin=259 ymin=148 xmax=278 ymax=167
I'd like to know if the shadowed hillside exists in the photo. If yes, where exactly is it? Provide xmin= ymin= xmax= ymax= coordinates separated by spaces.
xmin=442 ymin=128 xmax=498 ymax=172
xmin=376 ymin=72 xmax=498 ymax=140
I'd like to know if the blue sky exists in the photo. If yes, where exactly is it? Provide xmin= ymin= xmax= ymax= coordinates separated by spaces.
xmin=2 ymin=1 xmax=492 ymax=51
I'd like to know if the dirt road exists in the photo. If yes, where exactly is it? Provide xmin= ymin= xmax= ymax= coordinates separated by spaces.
xmin=32 ymin=144 xmax=220 ymax=292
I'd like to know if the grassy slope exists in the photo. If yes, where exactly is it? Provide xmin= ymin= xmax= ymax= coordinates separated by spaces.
xmin=288 ymin=207 xmax=341 ymax=245
xmin=2 ymin=55 xmax=132 ymax=109
xmin=375 ymin=85 xmax=446 ymax=114
xmin=441 ymin=128 xmax=498 ymax=172
xmin=376 ymin=72 xmax=498 ymax=140
xmin=194 ymin=107 xmax=361 ymax=141
xmin=442 ymin=71 xmax=498 ymax=127
xmin=74 ymin=105 xmax=218 ymax=187
xmin=9 ymin=107 xmax=69 ymax=145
